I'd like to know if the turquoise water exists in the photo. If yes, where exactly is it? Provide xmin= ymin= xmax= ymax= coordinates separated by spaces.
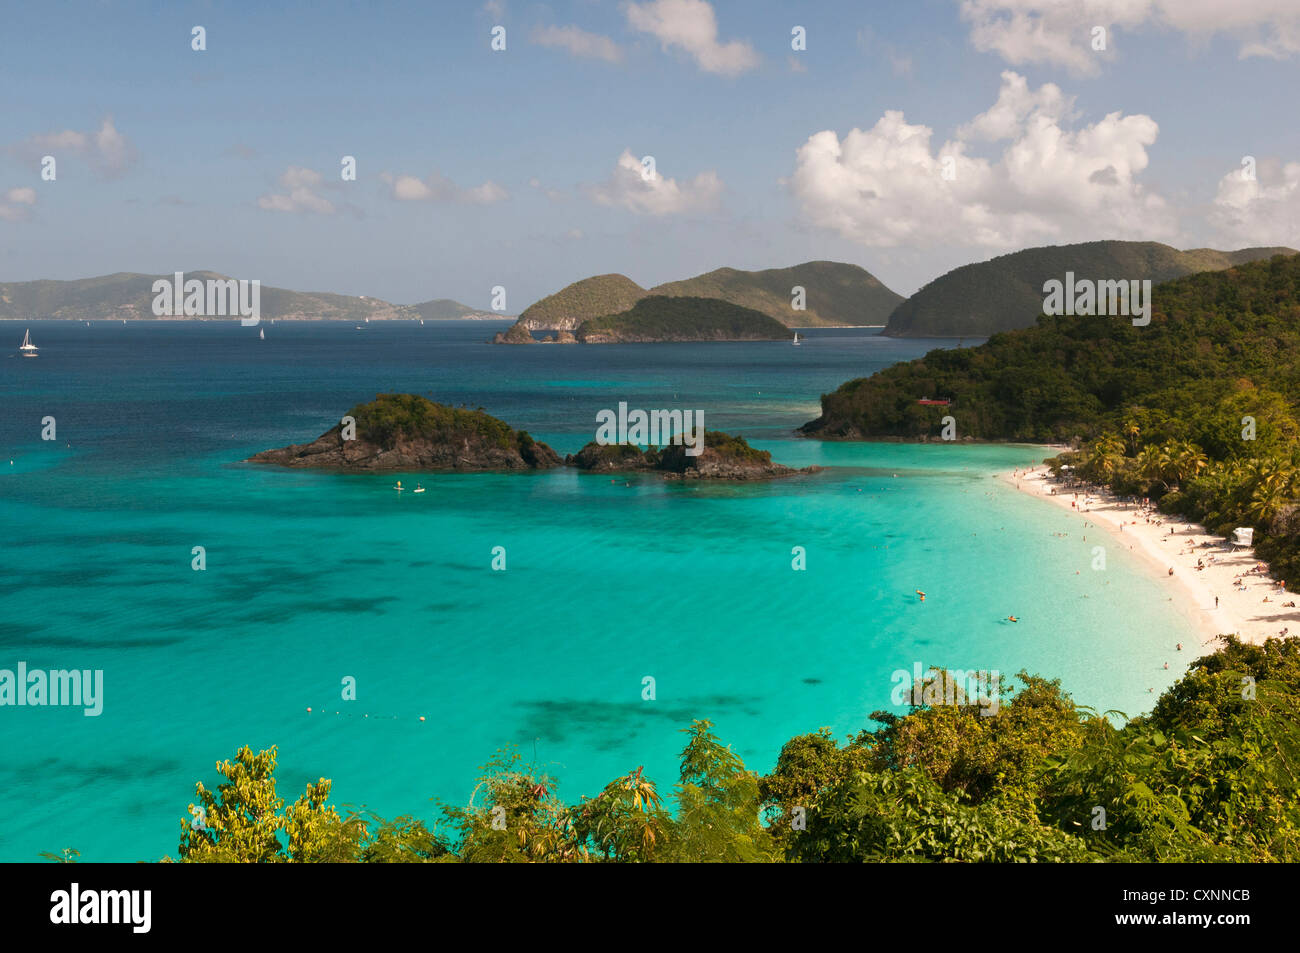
xmin=0 ymin=322 xmax=1194 ymax=860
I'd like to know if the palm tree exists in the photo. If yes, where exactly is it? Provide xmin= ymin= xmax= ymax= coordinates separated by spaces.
xmin=1165 ymin=440 xmax=1208 ymax=488
xmin=1135 ymin=444 xmax=1173 ymax=493
xmin=1122 ymin=419 xmax=1141 ymax=456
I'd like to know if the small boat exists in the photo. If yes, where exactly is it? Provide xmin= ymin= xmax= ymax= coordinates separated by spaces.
xmin=19 ymin=328 xmax=38 ymax=357
xmin=259 ymin=328 xmax=265 ymax=340
xmin=413 ymin=484 xmax=426 ymax=494
xmin=355 ymin=325 xmax=364 ymax=330
xmin=792 ymin=332 xmax=801 ymax=346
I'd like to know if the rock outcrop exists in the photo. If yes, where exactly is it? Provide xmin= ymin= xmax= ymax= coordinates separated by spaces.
xmin=247 ymin=394 xmax=561 ymax=471
xmin=567 ymin=430 xmax=819 ymax=481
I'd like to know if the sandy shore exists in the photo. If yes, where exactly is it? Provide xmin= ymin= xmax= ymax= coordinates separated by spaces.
xmin=1002 ymin=466 xmax=1299 ymax=648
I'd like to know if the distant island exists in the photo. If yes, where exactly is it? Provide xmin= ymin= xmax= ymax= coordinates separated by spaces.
xmin=881 ymin=241 xmax=1296 ymax=338
xmin=0 ymin=272 xmax=506 ymax=322
xmin=247 ymin=394 xmax=561 ymax=471
xmin=577 ymin=296 xmax=791 ymax=343
xmin=494 ymin=295 xmax=792 ymax=344
xmin=506 ymin=260 xmax=902 ymax=336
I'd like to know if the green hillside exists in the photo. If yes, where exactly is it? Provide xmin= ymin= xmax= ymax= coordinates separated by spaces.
xmin=575 ymin=295 xmax=791 ymax=342
xmin=514 ymin=274 xmax=646 ymax=330
xmin=805 ymin=251 xmax=1300 ymax=580
xmin=648 ymin=260 xmax=902 ymax=327
xmin=805 ymin=252 xmax=1300 ymax=443
xmin=883 ymin=241 xmax=1297 ymax=338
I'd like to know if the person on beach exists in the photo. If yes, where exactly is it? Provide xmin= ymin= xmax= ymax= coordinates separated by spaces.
xmin=1215 ymin=596 xmax=1219 ymax=608
xmin=1177 ymin=642 xmax=1183 ymax=651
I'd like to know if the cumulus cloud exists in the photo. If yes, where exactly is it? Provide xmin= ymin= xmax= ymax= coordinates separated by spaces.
xmin=961 ymin=0 xmax=1300 ymax=75
xmin=531 ymin=24 xmax=623 ymax=62
xmin=13 ymin=116 xmax=138 ymax=178
xmin=788 ymin=70 xmax=1173 ymax=249
xmin=626 ymin=0 xmax=759 ymax=75
xmin=379 ymin=171 xmax=508 ymax=204
xmin=585 ymin=149 xmax=723 ymax=216
xmin=0 ymin=187 xmax=37 ymax=222
xmin=1210 ymin=158 xmax=1300 ymax=248
xmin=257 ymin=166 xmax=336 ymax=214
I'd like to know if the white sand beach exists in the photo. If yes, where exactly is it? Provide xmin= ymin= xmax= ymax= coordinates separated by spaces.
xmin=1003 ymin=466 xmax=1299 ymax=648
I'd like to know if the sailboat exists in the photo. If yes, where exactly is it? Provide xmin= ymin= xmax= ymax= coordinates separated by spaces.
xmin=792 ymin=331 xmax=801 ymax=346
xmin=19 ymin=328 xmax=38 ymax=357
xmin=259 ymin=327 xmax=265 ymax=340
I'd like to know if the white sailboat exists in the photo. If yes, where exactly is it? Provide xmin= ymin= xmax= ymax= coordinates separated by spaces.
xmin=19 ymin=328 xmax=38 ymax=357
xmin=792 ymin=331 xmax=801 ymax=346
xmin=259 ymin=327 xmax=265 ymax=340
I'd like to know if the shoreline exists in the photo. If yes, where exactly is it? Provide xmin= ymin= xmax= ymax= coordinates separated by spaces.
xmin=1002 ymin=466 xmax=1298 ymax=648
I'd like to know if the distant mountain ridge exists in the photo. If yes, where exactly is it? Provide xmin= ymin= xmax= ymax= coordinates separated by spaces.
xmin=513 ymin=261 xmax=902 ymax=332
xmin=0 ymin=272 xmax=503 ymax=321
xmin=882 ymin=242 xmax=1297 ymax=338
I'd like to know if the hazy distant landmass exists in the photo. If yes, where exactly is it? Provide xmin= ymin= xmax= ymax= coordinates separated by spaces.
xmin=0 ymin=271 xmax=505 ymax=321
xmin=882 ymin=241 xmax=1298 ymax=338
xmin=511 ymin=261 xmax=902 ymax=334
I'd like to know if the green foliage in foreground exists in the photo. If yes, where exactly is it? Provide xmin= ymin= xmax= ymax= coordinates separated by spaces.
xmin=40 ymin=638 xmax=1294 ymax=863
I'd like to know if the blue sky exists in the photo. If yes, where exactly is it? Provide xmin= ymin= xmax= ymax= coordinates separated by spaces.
xmin=3 ymin=0 xmax=1300 ymax=308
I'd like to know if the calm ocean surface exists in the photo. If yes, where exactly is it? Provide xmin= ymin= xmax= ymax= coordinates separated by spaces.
xmin=1 ymin=321 xmax=1195 ymax=860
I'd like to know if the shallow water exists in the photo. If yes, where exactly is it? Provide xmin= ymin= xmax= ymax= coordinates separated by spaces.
xmin=0 ymin=322 xmax=1193 ymax=860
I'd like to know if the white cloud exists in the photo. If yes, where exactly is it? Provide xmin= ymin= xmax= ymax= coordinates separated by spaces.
xmin=0 ymin=186 xmax=37 ymax=222
xmin=380 ymin=171 xmax=508 ymax=204
xmin=258 ymin=166 xmax=336 ymax=214
xmin=531 ymin=24 xmax=623 ymax=62
xmin=14 ymin=116 xmax=137 ymax=178
xmin=586 ymin=149 xmax=723 ymax=216
xmin=625 ymin=0 xmax=759 ymax=75
xmin=1210 ymin=158 xmax=1300 ymax=248
xmin=960 ymin=0 xmax=1300 ymax=75
xmin=789 ymin=71 xmax=1174 ymax=249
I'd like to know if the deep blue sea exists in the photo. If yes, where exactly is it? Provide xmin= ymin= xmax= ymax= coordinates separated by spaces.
xmin=0 ymin=321 xmax=1196 ymax=860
